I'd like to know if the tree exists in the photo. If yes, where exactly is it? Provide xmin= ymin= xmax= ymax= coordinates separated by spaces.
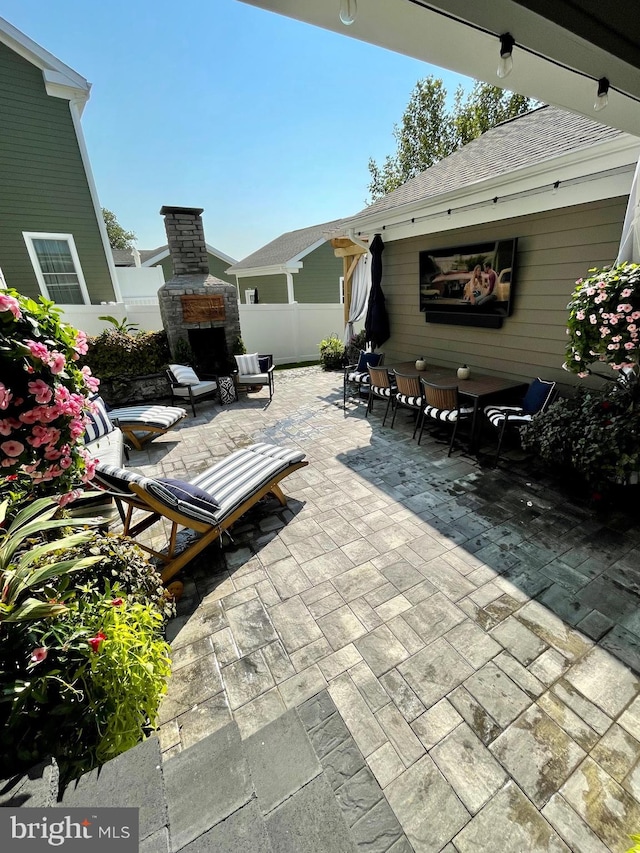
xmin=102 ymin=208 xmax=136 ymax=250
xmin=368 ymin=78 xmax=536 ymax=201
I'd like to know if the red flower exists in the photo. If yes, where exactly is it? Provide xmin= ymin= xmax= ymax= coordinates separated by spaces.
xmin=591 ymin=492 xmax=603 ymax=502
xmin=601 ymin=401 xmax=612 ymax=410
xmin=111 ymin=597 xmax=124 ymax=606
xmin=6 ymin=474 xmax=17 ymax=481
xmin=88 ymin=632 xmax=106 ymax=652
xmin=30 ymin=647 xmax=48 ymax=664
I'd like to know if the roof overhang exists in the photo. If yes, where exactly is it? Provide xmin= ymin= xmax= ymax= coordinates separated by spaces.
xmin=238 ymin=0 xmax=640 ymax=136
xmin=0 ymin=15 xmax=91 ymax=112
xmin=334 ymin=134 xmax=640 ymax=242
xmin=228 ymin=262 xmax=304 ymax=278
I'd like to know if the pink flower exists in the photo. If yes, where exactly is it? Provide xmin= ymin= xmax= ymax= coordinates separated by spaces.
xmin=0 ymin=293 xmax=22 ymax=319
xmin=27 ymin=379 xmax=53 ymax=404
xmin=577 ymin=371 xmax=589 ymax=378
xmin=24 ymin=340 xmax=49 ymax=361
xmin=0 ymin=418 xmax=19 ymax=436
xmin=589 ymin=315 xmax=597 ymax=324
xmin=30 ymin=647 xmax=48 ymax=664
xmin=81 ymin=366 xmax=100 ymax=392
xmin=625 ymin=342 xmax=635 ymax=350
xmin=19 ymin=408 xmax=40 ymax=425
xmin=74 ymin=330 xmax=89 ymax=355
xmin=0 ymin=383 xmax=13 ymax=411
xmin=576 ymin=310 xmax=585 ymax=320
xmin=1 ymin=439 xmax=24 ymax=457
xmin=59 ymin=455 xmax=72 ymax=470
xmin=57 ymin=489 xmax=82 ymax=507
xmin=48 ymin=352 xmax=66 ymax=375
xmin=621 ymin=288 xmax=633 ymax=298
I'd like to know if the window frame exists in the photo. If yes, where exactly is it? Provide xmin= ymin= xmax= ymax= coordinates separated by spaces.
xmin=22 ymin=232 xmax=91 ymax=305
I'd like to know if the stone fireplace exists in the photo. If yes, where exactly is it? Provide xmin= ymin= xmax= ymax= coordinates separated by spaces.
xmin=158 ymin=205 xmax=240 ymax=376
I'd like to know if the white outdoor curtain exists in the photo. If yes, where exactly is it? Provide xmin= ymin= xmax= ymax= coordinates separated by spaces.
xmin=617 ymin=156 xmax=640 ymax=264
xmin=343 ymin=253 xmax=371 ymax=344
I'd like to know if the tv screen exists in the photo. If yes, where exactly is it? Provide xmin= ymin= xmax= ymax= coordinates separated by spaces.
xmin=419 ymin=238 xmax=517 ymax=328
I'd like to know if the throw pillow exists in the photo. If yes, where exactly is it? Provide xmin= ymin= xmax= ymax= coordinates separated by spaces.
xmin=235 ymin=353 xmax=260 ymax=375
xmin=169 ymin=363 xmax=200 ymax=385
xmin=258 ymin=356 xmax=271 ymax=373
xmin=522 ymin=378 xmax=556 ymax=414
xmin=84 ymin=396 xmax=115 ymax=442
xmin=148 ymin=478 xmax=221 ymax=519
xmin=356 ymin=350 xmax=383 ymax=372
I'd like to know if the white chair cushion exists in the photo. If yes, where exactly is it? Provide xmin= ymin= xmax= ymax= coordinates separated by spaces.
xmin=171 ymin=380 xmax=218 ymax=399
xmin=235 ymin=372 xmax=269 ymax=385
xmin=84 ymin=427 xmax=125 ymax=467
xmin=169 ymin=363 xmax=200 ymax=385
xmin=235 ymin=353 xmax=260 ymax=375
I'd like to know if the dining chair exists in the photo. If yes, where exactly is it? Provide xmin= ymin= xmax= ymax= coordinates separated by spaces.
xmin=483 ymin=377 xmax=556 ymax=465
xmin=390 ymin=372 xmax=423 ymax=438
xmin=366 ymin=365 xmax=395 ymax=426
xmin=418 ymin=379 xmax=474 ymax=455
xmin=344 ymin=351 xmax=384 ymax=408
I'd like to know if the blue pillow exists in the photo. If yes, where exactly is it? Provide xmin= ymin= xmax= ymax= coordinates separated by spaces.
xmin=522 ymin=378 xmax=555 ymax=414
xmin=356 ymin=351 xmax=382 ymax=372
xmin=153 ymin=478 xmax=221 ymax=512
xmin=258 ymin=356 xmax=271 ymax=372
xmin=84 ymin=396 xmax=115 ymax=442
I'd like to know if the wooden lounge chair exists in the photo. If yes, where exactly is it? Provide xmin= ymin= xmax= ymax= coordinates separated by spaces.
xmin=108 ymin=404 xmax=187 ymax=451
xmin=93 ymin=442 xmax=308 ymax=583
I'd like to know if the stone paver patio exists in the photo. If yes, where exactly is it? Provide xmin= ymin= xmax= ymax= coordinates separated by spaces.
xmin=124 ymin=366 xmax=640 ymax=853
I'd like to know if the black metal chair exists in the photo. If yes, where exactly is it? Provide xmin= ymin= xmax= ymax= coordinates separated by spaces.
xmin=483 ymin=377 xmax=557 ymax=465
xmin=418 ymin=379 xmax=474 ymax=456
xmin=366 ymin=365 xmax=395 ymax=425
xmin=343 ymin=352 xmax=384 ymax=408
xmin=390 ymin=372 xmax=423 ymax=438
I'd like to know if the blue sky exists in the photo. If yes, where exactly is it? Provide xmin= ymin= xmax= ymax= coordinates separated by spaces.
xmin=3 ymin=0 xmax=472 ymax=260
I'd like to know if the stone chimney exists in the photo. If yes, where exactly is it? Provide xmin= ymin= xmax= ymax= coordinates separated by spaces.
xmin=160 ymin=205 xmax=209 ymax=276
xmin=158 ymin=205 xmax=241 ymax=376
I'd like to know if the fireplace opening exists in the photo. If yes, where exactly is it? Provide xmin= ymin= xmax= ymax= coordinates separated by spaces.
xmin=188 ymin=329 xmax=231 ymax=376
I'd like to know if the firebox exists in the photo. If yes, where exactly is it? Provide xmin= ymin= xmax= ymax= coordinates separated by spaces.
xmin=188 ymin=328 xmax=230 ymax=376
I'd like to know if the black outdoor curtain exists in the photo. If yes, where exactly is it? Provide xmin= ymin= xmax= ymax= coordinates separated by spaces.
xmin=364 ymin=233 xmax=390 ymax=348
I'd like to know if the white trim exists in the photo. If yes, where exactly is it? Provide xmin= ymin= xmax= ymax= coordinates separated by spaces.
xmin=68 ymin=100 xmax=122 ymax=302
xmin=0 ymin=15 xmax=90 ymax=111
xmin=23 ymin=232 xmax=91 ymax=305
xmin=229 ymin=262 xmax=303 ymax=277
xmin=141 ymin=242 xmax=237 ymax=268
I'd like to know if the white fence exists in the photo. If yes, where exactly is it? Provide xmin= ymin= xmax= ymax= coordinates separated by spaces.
xmin=117 ymin=266 xmax=164 ymax=300
xmin=59 ymin=299 xmax=355 ymax=366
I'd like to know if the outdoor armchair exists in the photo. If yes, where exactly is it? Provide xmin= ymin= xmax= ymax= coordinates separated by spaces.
xmin=418 ymin=379 xmax=474 ymax=455
xmin=234 ymin=353 xmax=275 ymax=400
xmin=390 ymin=371 xmax=423 ymax=437
xmin=167 ymin=364 xmax=219 ymax=417
xmin=343 ymin=350 xmax=384 ymax=408
xmin=366 ymin=365 xmax=395 ymax=426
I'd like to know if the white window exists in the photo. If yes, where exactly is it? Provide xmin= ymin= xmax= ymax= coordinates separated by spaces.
xmin=23 ymin=233 xmax=90 ymax=305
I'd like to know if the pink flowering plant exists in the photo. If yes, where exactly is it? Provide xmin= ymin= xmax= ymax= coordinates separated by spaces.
xmin=565 ymin=263 xmax=640 ymax=379
xmin=0 ymin=289 xmax=99 ymax=508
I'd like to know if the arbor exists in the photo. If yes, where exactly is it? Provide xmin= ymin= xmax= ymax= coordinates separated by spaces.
xmin=368 ymin=78 xmax=535 ymax=201
xmin=102 ymin=208 xmax=136 ymax=250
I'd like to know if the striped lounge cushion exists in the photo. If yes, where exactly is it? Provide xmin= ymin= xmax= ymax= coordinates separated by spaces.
xmin=169 ymin=364 xmax=200 ymax=385
xmin=84 ymin=396 xmax=115 ymax=442
xmin=134 ymin=442 xmax=306 ymax=527
xmin=108 ymin=405 xmax=186 ymax=429
xmin=93 ymin=463 xmax=147 ymax=493
xmin=424 ymin=404 xmax=474 ymax=423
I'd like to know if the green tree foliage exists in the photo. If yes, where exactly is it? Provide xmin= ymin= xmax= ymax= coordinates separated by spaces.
xmin=368 ymin=78 xmax=536 ymax=201
xmin=102 ymin=207 xmax=137 ymax=250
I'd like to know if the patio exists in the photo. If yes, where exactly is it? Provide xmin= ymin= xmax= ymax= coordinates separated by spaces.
xmin=127 ymin=365 xmax=640 ymax=852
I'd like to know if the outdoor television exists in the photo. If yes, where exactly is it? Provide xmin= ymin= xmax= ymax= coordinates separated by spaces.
xmin=419 ymin=238 xmax=518 ymax=329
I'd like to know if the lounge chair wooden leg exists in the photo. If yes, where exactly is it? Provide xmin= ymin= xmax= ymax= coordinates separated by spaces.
xmin=270 ymin=483 xmax=287 ymax=506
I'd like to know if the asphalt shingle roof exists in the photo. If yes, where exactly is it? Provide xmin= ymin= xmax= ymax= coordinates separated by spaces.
xmin=227 ymin=218 xmax=350 ymax=272
xmin=353 ymin=105 xmax=623 ymax=219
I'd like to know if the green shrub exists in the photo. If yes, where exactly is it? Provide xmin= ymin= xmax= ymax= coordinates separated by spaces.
xmin=521 ymin=379 xmax=640 ymax=491
xmin=0 ymin=588 xmax=171 ymax=781
xmin=81 ymin=329 xmax=170 ymax=380
xmin=172 ymin=337 xmax=195 ymax=366
xmin=319 ymin=334 xmax=345 ymax=371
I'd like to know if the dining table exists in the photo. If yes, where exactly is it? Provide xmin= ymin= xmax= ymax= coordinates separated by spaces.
xmin=386 ymin=361 xmax=529 ymax=451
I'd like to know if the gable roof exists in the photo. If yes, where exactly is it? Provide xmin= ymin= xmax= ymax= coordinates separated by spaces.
xmin=227 ymin=218 xmax=349 ymax=273
xmin=111 ymin=245 xmax=236 ymax=267
xmin=352 ymin=105 xmax=625 ymax=221
xmin=0 ymin=15 xmax=91 ymax=110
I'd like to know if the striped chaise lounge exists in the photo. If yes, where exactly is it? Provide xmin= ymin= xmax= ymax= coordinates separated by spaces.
xmin=93 ymin=442 xmax=308 ymax=583
xmin=108 ymin=404 xmax=188 ymax=450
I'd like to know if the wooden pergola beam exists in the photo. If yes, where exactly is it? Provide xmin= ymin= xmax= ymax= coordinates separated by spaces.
xmin=331 ymin=237 xmax=368 ymax=326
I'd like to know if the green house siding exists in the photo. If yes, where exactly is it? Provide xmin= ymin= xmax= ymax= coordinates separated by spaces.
xmin=293 ymin=241 xmax=342 ymax=303
xmin=377 ymin=196 xmax=627 ymax=389
xmin=238 ymin=274 xmax=288 ymax=304
xmin=156 ymin=252 xmax=235 ymax=285
xmin=0 ymin=43 xmax=114 ymax=302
